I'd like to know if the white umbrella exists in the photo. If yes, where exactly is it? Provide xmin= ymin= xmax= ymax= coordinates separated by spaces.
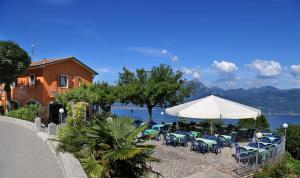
xmin=166 ymin=95 xmax=261 ymax=134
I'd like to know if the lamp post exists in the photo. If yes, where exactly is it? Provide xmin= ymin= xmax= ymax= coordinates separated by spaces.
xmin=160 ymin=111 xmax=164 ymax=121
xmin=283 ymin=123 xmax=288 ymax=137
xmin=256 ymin=132 xmax=262 ymax=167
xmin=107 ymin=117 xmax=113 ymax=123
xmin=282 ymin=123 xmax=288 ymax=154
xmin=253 ymin=117 xmax=257 ymax=139
xmin=59 ymin=108 xmax=64 ymax=123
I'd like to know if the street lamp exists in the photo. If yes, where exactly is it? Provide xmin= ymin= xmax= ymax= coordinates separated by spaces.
xmin=253 ymin=117 xmax=257 ymax=138
xmin=282 ymin=123 xmax=288 ymax=154
xmin=160 ymin=111 xmax=164 ymax=120
xmin=283 ymin=123 xmax=288 ymax=137
xmin=59 ymin=108 xmax=64 ymax=123
xmin=107 ymin=117 xmax=113 ymax=123
xmin=256 ymin=132 xmax=263 ymax=167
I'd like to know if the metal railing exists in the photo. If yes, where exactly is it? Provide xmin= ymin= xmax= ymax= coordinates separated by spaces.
xmin=235 ymin=137 xmax=286 ymax=176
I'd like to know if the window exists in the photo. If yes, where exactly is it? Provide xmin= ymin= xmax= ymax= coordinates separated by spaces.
xmin=59 ymin=75 xmax=68 ymax=88
xmin=28 ymin=74 xmax=36 ymax=86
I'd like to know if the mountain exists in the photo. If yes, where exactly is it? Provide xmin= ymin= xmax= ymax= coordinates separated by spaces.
xmin=188 ymin=81 xmax=300 ymax=115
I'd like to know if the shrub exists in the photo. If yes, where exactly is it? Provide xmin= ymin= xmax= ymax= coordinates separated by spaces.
xmin=6 ymin=104 xmax=43 ymax=122
xmin=277 ymin=125 xmax=300 ymax=160
xmin=237 ymin=115 xmax=270 ymax=130
xmin=254 ymin=153 xmax=300 ymax=178
xmin=57 ymin=103 xmax=156 ymax=178
xmin=57 ymin=115 xmax=159 ymax=178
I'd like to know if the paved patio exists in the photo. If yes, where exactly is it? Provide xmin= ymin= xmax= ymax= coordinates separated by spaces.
xmin=146 ymin=139 xmax=236 ymax=178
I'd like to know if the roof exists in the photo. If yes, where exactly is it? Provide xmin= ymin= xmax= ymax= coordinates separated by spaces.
xmin=30 ymin=57 xmax=98 ymax=75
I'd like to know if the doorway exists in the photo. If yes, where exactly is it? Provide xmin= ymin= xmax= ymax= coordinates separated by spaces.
xmin=48 ymin=103 xmax=63 ymax=124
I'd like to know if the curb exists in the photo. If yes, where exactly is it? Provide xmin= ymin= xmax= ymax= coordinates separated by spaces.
xmin=0 ymin=116 xmax=87 ymax=178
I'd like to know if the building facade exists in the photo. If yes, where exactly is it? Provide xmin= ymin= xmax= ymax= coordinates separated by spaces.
xmin=0 ymin=57 xmax=98 ymax=123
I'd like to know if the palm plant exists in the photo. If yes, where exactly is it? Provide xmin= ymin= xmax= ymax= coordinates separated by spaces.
xmin=57 ymin=116 xmax=160 ymax=178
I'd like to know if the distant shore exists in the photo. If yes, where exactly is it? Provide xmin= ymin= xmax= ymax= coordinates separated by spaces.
xmin=112 ymin=105 xmax=300 ymax=115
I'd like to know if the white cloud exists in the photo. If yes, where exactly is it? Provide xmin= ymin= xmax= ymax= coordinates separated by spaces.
xmin=182 ymin=67 xmax=201 ymax=80
xmin=212 ymin=60 xmax=238 ymax=81
xmin=290 ymin=65 xmax=300 ymax=77
xmin=161 ymin=49 xmax=168 ymax=54
xmin=96 ymin=68 xmax=111 ymax=73
xmin=212 ymin=60 xmax=238 ymax=73
xmin=127 ymin=47 xmax=179 ymax=63
xmin=248 ymin=59 xmax=282 ymax=78
xmin=171 ymin=56 xmax=179 ymax=63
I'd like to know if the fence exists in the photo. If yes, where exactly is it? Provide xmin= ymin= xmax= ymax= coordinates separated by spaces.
xmin=235 ymin=137 xmax=286 ymax=176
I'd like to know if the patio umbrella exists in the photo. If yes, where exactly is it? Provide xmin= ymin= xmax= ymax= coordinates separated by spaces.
xmin=165 ymin=95 xmax=261 ymax=134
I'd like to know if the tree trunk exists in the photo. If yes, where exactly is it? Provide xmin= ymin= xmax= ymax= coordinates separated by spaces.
xmin=4 ymin=82 xmax=11 ymax=112
xmin=147 ymin=105 xmax=153 ymax=121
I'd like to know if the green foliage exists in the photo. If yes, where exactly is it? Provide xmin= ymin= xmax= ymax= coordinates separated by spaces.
xmin=55 ymin=82 xmax=117 ymax=113
xmin=254 ymin=153 xmax=300 ymax=178
xmin=278 ymin=125 xmax=300 ymax=160
xmin=65 ymin=102 xmax=89 ymax=126
xmin=237 ymin=115 xmax=270 ymax=130
xmin=6 ymin=104 xmax=44 ymax=122
xmin=0 ymin=40 xmax=31 ymax=102
xmin=118 ymin=64 xmax=194 ymax=120
xmin=57 ymin=115 xmax=159 ymax=178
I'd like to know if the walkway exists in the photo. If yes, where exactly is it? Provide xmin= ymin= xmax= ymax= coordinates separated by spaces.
xmin=0 ymin=118 xmax=64 ymax=178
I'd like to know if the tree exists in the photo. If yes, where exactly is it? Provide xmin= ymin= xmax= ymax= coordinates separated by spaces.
xmin=88 ymin=82 xmax=117 ymax=112
xmin=57 ymin=115 xmax=159 ymax=178
xmin=237 ymin=115 xmax=270 ymax=130
xmin=0 ymin=41 xmax=31 ymax=110
xmin=118 ymin=64 xmax=193 ymax=120
xmin=55 ymin=82 xmax=117 ymax=113
xmin=277 ymin=125 xmax=300 ymax=160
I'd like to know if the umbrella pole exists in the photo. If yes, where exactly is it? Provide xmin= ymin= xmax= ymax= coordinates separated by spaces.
xmin=210 ymin=120 xmax=213 ymax=134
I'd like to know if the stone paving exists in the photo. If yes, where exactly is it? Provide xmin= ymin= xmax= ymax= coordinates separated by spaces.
xmin=146 ymin=139 xmax=236 ymax=178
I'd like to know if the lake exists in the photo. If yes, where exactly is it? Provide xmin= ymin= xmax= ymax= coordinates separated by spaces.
xmin=112 ymin=107 xmax=300 ymax=130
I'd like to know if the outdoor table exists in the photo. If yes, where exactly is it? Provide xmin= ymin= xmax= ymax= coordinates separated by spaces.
xmin=191 ymin=131 xmax=200 ymax=138
xmin=169 ymin=133 xmax=186 ymax=142
xmin=194 ymin=126 xmax=203 ymax=130
xmin=262 ymin=132 xmax=273 ymax=137
xmin=144 ymin=129 xmax=159 ymax=136
xmin=259 ymin=142 xmax=273 ymax=147
xmin=220 ymin=135 xmax=231 ymax=141
xmin=243 ymin=146 xmax=269 ymax=161
xmin=221 ymin=124 xmax=228 ymax=128
xmin=239 ymin=128 xmax=248 ymax=131
xmin=196 ymin=138 xmax=217 ymax=147
xmin=152 ymin=124 xmax=165 ymax=130
xmin=265 ymin=136 xmax=277 ymax=142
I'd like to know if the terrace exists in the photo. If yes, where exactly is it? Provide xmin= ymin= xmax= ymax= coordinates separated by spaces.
xmin=141 ymin=122 xmax=286 ymax=177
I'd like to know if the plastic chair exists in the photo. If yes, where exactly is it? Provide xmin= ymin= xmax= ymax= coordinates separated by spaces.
xmin=211 ymin=141 xmax=222 ymax=155
xmin=190 ymin=139 xmax=199 ymax=152
xmin=261 ymin=137 xmax=272 ymax=143
xmin=163 ymin=134 xmax=171 ymax=146
xmin=179 ymin=136 xmax=189 ymax=147
xmin=236 ymin=147 xmax=248 ymax=164
xmin=197 ymin=140 xmax=209 ymax=154
xmin=169 ymin=135 xmax=178 ymax=146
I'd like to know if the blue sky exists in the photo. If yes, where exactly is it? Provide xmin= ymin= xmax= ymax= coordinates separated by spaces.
xmin=1 ymin=0 xmax=300 ymax=89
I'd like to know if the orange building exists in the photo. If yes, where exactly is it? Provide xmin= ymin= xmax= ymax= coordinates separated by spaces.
xmin=0 ymin=57 xmax=98 ymax=123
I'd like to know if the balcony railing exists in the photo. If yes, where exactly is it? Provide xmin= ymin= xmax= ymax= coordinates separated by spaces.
xmin=235 ymin=137 xmax=286 ymax=176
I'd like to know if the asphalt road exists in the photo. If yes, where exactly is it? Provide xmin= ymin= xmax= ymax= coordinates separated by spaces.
xmin=0 ymin=119 xmax=63 ymax=178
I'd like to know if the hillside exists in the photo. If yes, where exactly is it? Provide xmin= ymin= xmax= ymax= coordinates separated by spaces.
xmin=188 ymin=81 xmax=300 ymax=115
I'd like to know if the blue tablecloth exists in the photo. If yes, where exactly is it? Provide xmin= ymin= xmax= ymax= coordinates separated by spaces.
xmin=152 ymin=124 xmax=165 ymax=130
